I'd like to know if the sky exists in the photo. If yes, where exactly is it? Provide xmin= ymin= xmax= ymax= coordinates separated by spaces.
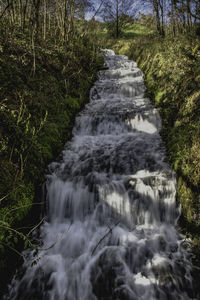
xmin=85 ymin=0 xmax=151 ymax=21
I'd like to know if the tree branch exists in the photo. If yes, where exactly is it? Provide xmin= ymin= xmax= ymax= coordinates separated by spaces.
xmin=91 ymin=221 xmax=120 ymax=256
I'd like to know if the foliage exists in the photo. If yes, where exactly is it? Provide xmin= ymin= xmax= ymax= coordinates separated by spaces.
xmin=114 ymin=26 xmax=200 ymax=242
xmin=103 ymin=22 xmax=200 ymax=288
xmin=99 ymin=0 xmax=133 ymax=38
xmin=0 ymin=17 xmax=103 ymax=295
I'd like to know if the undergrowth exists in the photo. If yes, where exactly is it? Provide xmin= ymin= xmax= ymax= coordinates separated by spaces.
xmin=130 ymin=36 xmax=200 ymax=233
xmin=103 ymin=25 xmax=200 ymax=292
xmin=0 ymin=20 xmax=103 ymax=295
xmin=108 ymin=24 xmax=200 ymax=247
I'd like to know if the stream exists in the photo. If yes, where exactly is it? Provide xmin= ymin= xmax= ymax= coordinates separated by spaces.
xmin=5 ymin=50 xmax=195 ymax=300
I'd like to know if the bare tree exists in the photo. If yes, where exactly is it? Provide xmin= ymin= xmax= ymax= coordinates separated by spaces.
xmin=101 ymin=0 xmax=133 ymax=37
xmin=141 ymin=0 xmax=165 ymax=36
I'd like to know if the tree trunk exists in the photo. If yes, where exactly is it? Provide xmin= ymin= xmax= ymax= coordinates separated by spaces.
xmin=43 ymin=0 xmax=47 ymax=40
xmin=116 ymin=0 xmax=119 ymax=37
xmin=23 ymin=0 xmax=28 ymax=31
xmin=159 ymin=0 xmax=165 ymax=37
xmin=33 ymin=0 xmax=41 ymax=36
xmin=153 ymin=0 xmax=161 ymax=35
xmin=186 ymin=0 xmax=192 ymax=28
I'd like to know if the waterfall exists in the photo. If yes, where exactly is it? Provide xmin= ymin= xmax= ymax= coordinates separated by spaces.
xmin=5 ymin=49 xmax=194 ymax=300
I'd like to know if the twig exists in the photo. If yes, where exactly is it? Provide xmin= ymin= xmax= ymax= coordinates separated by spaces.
xmin=0 ymin=241 xmax=25 ymax=258
xmin=3 ymin=202 xmax=45 ymax=221
xmin=0 ymin=223 xmax=36 ymax=248
xmin=27 ymin=217 xmax=45 ymax=237
xmin=91 ymin=0 xmax=106 ymax=19
xmin=16 ymin=225 xmax=39 ymax=231
xmin=0 ymin=184 xmax=23 ymax=203
xmin=0 ymin=2 xmax=13 ymax=19
xmin=39 ymin=221 xmax=72 ymax=251
xmin=91 ymin=221 xmax=120 ymax=256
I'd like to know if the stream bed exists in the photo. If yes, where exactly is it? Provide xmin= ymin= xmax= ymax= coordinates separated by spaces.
xmin=5 ymin=50 xmax=195 ymax=300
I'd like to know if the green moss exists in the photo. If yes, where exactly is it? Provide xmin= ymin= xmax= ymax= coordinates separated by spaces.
xmin=178 ymin=177 xmax=195 ymax=223
xmin=155 ymin=90 xmax=166 ymax=105
xmin=0 ymin=20 xmax=104 ymax=294
xmin=105 ymin=23 xmax=200 ymax=251
xmin=133 ymin=36 xmax=200 ymax=241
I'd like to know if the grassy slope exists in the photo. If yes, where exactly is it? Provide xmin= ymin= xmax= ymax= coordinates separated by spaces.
xmin=0 ymin=22 xmax=103 ymax=295
xmin=102 ymin=23 xmax=200 ymax=291
xmin=104 ymin=23 xmax=200 ymax=249
xmin=1 ymin=19 xmax=200 ymax=294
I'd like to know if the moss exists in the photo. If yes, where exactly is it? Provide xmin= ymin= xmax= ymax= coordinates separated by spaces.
xmin=0 ymin=20 xmax=104 ymax=295
xmin=155 ymin=90 xmax=166 ymax=105
xmin=105 ymin=24 xmax=200 ymax=271
xmin=178 ymin=177 xmax=195 ymax=223
xmin=131 ymin=35 xmax=200 ymax=244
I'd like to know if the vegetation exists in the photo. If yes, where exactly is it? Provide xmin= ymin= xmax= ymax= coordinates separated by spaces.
xmin=99 ymin=0 xmax=133 ymax=38
xmin=129 ymin=32 xmax=200 ymax=236
xmin=0 ymin=1 xmax=104 ymax=295
xmin=99 ymin=12 xmax=200 ymax=289
xmin=105 ymin=13 xmax=200 ymax=265
xmin=140 ymin=0 xmax=200 ymax=37
xmin=1 ymin=0 xmax=200 ymax=295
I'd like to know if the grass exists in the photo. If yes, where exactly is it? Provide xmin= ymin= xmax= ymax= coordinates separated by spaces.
xmin=102 ymin=22 xmax=156 ymax=55
xmin=0 ymin=21 xmax=103 ymax=295
xmin=101 ymin=21 xmax=200 ymax=265
xmin=100 ymin=23 xmax=200 ymax=294
xmin=123 ymin=23 xmax=155 ymax=38
xmin=132 ymin=32 xmax=200 ymax=236
xmin=1 ymin=18 xmax=200 ymax=294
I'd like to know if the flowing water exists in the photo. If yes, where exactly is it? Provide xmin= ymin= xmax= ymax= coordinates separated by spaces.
xmin=5 ymin=50 xmax=195 ymax=300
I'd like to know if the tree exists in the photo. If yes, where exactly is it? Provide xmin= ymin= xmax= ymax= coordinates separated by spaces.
xmin=75 ymin=0 xmax=93 ymax=19
xmin=141 ymin=0 xmax=165 ymax=36
xmin=100 ymin=0 xmax=133 ymax=37
xmin=140 ymin=0 xmax=200 ymax=36
xmin=0 ymin=0 xmax=93 ymax=43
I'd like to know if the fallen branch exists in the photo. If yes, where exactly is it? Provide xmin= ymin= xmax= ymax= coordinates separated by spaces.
xmin=27 ymin=217 xmax=45 ymax=237
xmin=91 ymin=221 xmax=120 ymax=256
xmin=39 ymin=221 xmax=73 ymax=251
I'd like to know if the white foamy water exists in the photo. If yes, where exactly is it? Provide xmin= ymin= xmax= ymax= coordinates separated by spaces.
xmin=5 ymin=49 xmax=194 ymax=300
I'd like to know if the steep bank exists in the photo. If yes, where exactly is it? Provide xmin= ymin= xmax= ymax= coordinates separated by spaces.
xmin=109 ymin=28 xmax=200 ymax=256
xmin=130 ymin=37 xmax=200 ymax=240
xmin=5 ymin=49 xmax=194 ymax=300
xmin=0 ymin=24 xmax=103 ymax=295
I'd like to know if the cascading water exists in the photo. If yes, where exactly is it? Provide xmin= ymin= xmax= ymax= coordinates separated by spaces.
xmin=5 ymin=50 xmax=195 ymax=300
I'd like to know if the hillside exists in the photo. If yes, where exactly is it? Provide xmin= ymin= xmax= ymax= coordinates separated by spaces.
xmin=1 ymin=4 xmax=200 ymax=295
xmin=0 ymin=19 xmax=103 ymax=295
xmin=106 ymin=22 xmax=200 ymax=261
